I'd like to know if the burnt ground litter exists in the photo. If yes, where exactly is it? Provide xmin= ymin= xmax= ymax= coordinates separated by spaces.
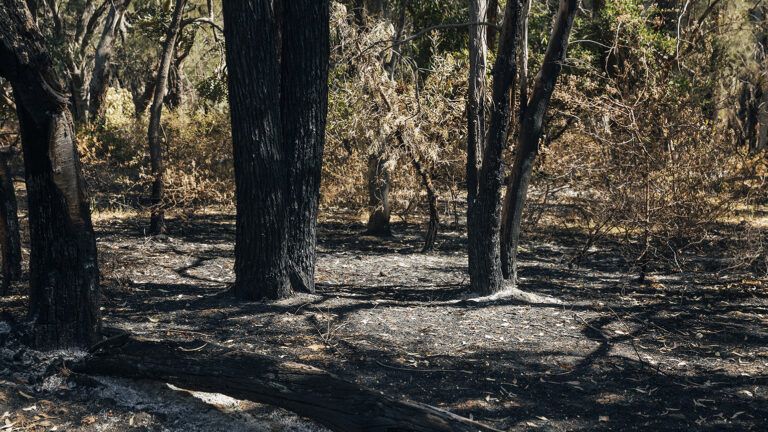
xmin=1 ymin=212 xmax=767 ymax=431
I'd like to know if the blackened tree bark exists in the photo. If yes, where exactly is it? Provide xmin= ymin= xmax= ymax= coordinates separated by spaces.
xmin=88 ymin=0 xmax=131 ymax=123
xmin=224 ymin=0 xmax=329 ymax=299
xmin=467 ymin=0 xmax=488 ymax=274
xmin=467 ymin=0 xmax=521 ymax=295
xmin=129 ymin=69 xmax=157 ymax=117
xmin=365 ymin=154 xmax=392 ymax=236
xmin=0 ymin=0 xmax=100 ymax=348
xmin=223 ymin=0 xmax=290 ymax=300
xmin=486 ymin=0 xmax=499 ymax=51
xmin=0 ymin=147 xmax=21 ymax=295
xmin=147 ymin=0 xmax=186 ymax=235
xmin=500 ymin=0 xmax=578 ymax=282
xmin=282 ymin=0 xmax=330 ymax=293
xmin=164 ymin=32 xmax=195 ymax=110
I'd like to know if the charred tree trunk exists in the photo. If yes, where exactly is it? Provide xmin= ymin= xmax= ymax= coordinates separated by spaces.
xmin=164 ymin=32 xmax=194 ymax=110
xmin=0 ymin=0 xmax=100 ymax=348
xmin=73 ymin=335 xmax=501 ymax=432
xmin=500 ymin=0 xmax=578 ymax=282
xmin=0 ymin=147 xmax=21 ymax=295
xmin=282 ymin=0 xmax=330 ymax=293
xmin=351 ymin=0 xmax=368 ymax=27
xmin=224 ymin=0 xmax=329 ymax=299
xmin=487 ymin=0 xmax=499 ymax=51
xmin=223 ymin=0 xmax=291 ymax=300
xmin=758 ymin=87 xmax=768 ymax=152
xmin=147 ymin=0 xmax=186 ymax=235
xmin=411 ymin=154 xmax=439 ymax=253
xmin=365 ymin=154 xmax=392 ymax=237
xmin=88 ymin=0 xmax=130 ymax=123
xmin=129 ymin=69 xmax=156 ymax=117
xmin=467 ymin=0 xmax=489 ymax=277
xmin=467 ymin=0 xmax=521 ymax=295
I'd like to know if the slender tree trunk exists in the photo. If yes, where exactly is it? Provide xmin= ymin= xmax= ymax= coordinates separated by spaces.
xmin=130 ymin=69 xmax=156 ymax=117
xmin=223 ymin=0 xmax=291 ymax=300
xmin=758 ymin=87 xmax=768 ymax=151
xmin=365 ymin=154 xmax=392 ymax=236
xmin=164 ymin=33 xmax=194 ymax=110
xmin=69 ymin=67 xmax=88 ymax=124
xmin=518 ymin=0 xmax=530 ymax=120
xmin=0 ymin=148 xmax=21 ymax=295
xmin=500 ymin=0 xmax=578 ymax=282
xmin=487 ymin=0 xmax=498 ymax=51
xmin=164 ymin=61 xmax=184 ymax=109
xmin=0 ymin=0 xmax=100 ymax=348
xmin=411 ymin=154 xmax=439 ymax=253
xmin=147 ymin=0 xmax=186 ymax=235
xmin=281 ymin=0 xmax=330 ymax=293
xmin=88 ymin=0 xmax=130 ymax=123
xmin=467 ymin=0 xmax=488 ymax=274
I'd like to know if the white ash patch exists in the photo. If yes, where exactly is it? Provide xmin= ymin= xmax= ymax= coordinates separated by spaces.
xmin=91 ymin=376 xmax=328 ymax=432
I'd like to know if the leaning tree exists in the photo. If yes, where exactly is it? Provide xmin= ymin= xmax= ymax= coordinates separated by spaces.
xmin=223 ymin=0 xmax=330 ymax=299
xmin=0 ymin=0 xmax=100 ymax=348
xmin=500 ymin=0 xmax=579 ymax=283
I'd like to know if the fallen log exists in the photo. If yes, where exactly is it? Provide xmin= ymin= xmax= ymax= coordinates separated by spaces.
xmin=71 ymin=334 xmax=501 ymax=432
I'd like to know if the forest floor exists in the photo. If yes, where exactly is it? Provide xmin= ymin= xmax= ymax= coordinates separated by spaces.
xmin=1 ymin=210 xmax=767 ymax=431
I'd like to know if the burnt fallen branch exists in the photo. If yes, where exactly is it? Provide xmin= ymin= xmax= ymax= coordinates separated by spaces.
xmin=71 ymin=334 xmax=500 ymax=432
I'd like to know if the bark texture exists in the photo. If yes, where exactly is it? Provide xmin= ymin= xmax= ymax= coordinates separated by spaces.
xmin=0 ymin=148 xmax=21 ymax=295
xmin=147 ymin=0 xmax=186 ymax=235
xmin=224 ymin=0 xmax=291 ymax=300
xmin=467 ymin=0 xmax=521 ymax=294
xmin=0 ymin=0 xmax=100 ymax=348
xmin=500 ymin=0 xmax=578 ymax=282
xmin=487 ymin=0 xmax=499 ymax=50
xmin=73 ymin=335 xmax=501 ymax=432
xmin=281 ymin=0 xmax=330 ymax=293
xmin=466 ymin=0 xmax=488 ymax=238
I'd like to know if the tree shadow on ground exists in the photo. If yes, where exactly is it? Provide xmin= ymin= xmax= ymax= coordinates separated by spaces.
xmin=76 ymin=214 xmax=768 ymax=430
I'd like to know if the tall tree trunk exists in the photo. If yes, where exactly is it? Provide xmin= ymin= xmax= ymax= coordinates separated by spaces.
xmin=365 ymin=154 xmax=392 ymax=236
xmin=467 ymin=0 xmax=488 ymax=275
xmin=147 ymin=0 xmax=186 ymax=235
xmin=487 ymin=0 xmax=499 ymax=51
xmin=223 ymin=0 xmax=291 ymax=300
xmin=281 ymin=0 xmax=330 ymax=293
xmin=88 ymin=0 xmax=130 ymax=123
xmin=0 ymin=147 xmax=21 ymax=295
xmin=500 ymin=0 xmax=578 ymax=282
xmin=467 ymin=0 xmax=521 ymax=295
xmin=0 ymin=0 xmax=100 ymax=348
xmin=469 ymin=0 xmax=521 ymax=294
